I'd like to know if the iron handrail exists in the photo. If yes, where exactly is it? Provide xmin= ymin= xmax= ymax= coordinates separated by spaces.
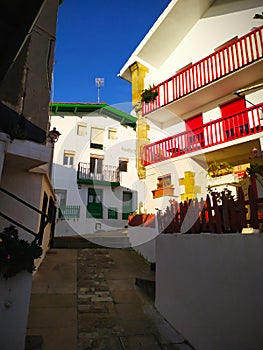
xmin=0 ymin=187 xmax=53 ymax=241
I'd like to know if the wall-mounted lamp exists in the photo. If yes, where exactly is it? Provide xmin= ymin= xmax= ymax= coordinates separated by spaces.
xmin=253 ymin=12 xmax=263 ymax=19
xmin=48 ymin=127 xmax=61 ymax=143
xmin=252 ymin=146 xmax=263 ymax=159
xmin=48 ymin=127 xmax=61 ymax=179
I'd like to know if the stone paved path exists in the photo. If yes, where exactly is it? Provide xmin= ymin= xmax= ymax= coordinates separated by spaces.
xmin=76 ymin=248 xmax=191 ymax=350
xmin=26 ymin=248 xmax=194 ymax=350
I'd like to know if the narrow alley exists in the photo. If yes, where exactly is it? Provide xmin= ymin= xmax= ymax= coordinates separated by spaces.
xmin=26 ymin=240 xmax=193 ymax=350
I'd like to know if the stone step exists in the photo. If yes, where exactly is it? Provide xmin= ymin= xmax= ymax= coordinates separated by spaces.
xmin=88 ymin=236 xmax=131 ymax=248
xmin=52 ymin=234 xmax=131 ymax=249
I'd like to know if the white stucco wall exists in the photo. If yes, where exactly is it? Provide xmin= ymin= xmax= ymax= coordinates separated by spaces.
xmin=128 ymin=225 xmax=158 ymax=263
xmin=144 ymin=156 xmax=208 ymax=213
xmin=146 ymin=1 xmax=263 ymax=87
xmin=155 ymin=233 xmax=263 ymax=350
xmin=0 ymin=160 xmax=56 ymax=262
xmin=51 ymin=114 xmax=144 ymax=235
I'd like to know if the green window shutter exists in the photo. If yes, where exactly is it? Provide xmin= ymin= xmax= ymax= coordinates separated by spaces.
xmin=108 ymin=207 xmax=118 ymax=220
xmin=87 ymin=188 xmax=103 ymax=218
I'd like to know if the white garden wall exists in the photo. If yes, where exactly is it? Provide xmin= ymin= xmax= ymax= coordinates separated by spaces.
xmin=155 ymin=233 xmax=263 ymax=350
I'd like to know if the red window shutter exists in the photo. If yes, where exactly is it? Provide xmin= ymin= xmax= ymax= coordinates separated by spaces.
xmin=185 ymin=114 xmax=202 ymax=131
xmin=185 ymin=114 xmax=204 ymax=149
xmin=220 ymin=98 xmax=249 ymax=138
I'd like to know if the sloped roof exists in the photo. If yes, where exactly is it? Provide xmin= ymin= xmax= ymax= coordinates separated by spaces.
xmin=50 ymin=102 xmax=137 ymax=130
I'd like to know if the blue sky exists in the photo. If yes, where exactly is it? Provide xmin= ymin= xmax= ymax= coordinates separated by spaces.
xmin=53 ymin=0 xmax=171 ymax=109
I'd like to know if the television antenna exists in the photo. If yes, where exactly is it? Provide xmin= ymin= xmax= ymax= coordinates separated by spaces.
xmin=95 ymin=78 xmax=104 ymax=103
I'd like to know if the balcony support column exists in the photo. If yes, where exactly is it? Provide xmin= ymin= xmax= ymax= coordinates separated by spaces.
xmin=130 ymin=62 xmax=149 ymax=179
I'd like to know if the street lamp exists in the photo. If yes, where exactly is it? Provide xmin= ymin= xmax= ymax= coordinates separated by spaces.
xmin=48 ymin=127 xmax=61 ymax=143
xmin=47 ymin=127 xmax=61 ymax=179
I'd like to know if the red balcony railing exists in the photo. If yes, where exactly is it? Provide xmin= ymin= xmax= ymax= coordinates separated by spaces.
xmin=142 ymin=103 xmax=263 ymax=166
xmin=143 ymin=25 xmax=263 ymax=115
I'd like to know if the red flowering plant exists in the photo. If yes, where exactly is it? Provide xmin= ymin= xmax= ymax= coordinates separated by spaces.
xmin=0 ymin=225 xmax=42 ymax=279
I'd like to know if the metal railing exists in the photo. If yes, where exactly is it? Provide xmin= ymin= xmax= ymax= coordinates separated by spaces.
xmin=143 ymin=25 xmax=263 ymax=115
xmin=0 ymin=187 xmax=56 ymax=244
xmin=142 ymin=102 xmax=263 ymax=166
xmin=77 ymin=162 xmax=120 ymax=183
xmin=58 ymin=205 xmax=80 ymax=219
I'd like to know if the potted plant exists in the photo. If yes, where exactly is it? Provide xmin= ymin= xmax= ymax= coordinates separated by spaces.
xmin=207 ymin=161 xmax=233 ymax=178
xmin=141 ymin=84 xmax=158 ymax=103
xmin=0 ymin=225 xmax=42 ymax=279
xmin=0 ymin=226 xmax=42 ymax=349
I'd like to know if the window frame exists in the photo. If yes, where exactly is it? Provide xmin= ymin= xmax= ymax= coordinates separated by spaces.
xmin=77 ymin=122 xmax=87 ymax=136
xmin=63 ymin=151 xmax=75 ymax=166
xmin=119 ymin=158 xmax=128 ymax=172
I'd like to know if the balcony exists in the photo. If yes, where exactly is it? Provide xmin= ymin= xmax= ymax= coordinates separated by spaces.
xmin=77 ymin=162 xmax=120 ymax=186
xmin=58 ymin=205 xmax=80 ymax=219
xmin=143 ymin=25 xmax=263 ymax=127
xmin=142 ymin=102 xmax=263 ymax=166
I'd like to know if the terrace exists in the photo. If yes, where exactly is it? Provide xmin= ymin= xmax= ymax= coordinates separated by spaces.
xmin=143 ymin=26 xmax=263 ymax=128
xmin=142 ymin=102 xmax=263 ymax=166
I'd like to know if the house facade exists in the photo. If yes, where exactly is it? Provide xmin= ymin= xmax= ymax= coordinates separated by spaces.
xmin=119 ymin=0 xmax=263 ymax=215
xmin=0 ymin=0 xmax=62 ymax=261
xmin=50 ymin=102 xmax=141 ymax=236
xmin=119 ymin=1 xmax=263 ymax=349
xmin=0 ymin=1 xmax=62 ymax=348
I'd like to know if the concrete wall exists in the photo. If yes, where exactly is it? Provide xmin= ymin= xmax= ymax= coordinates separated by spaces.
xmin=0 ymin=162 xmax=56 ymax=266
xmin=155 ymin=233 xmax=263 ymax=350
xmin=128 ymin=226 xmax=158 ymax=263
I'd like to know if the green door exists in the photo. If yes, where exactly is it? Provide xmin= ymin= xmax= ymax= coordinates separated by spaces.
xmin=122 ymin=191 xmax=133 ymax=220
xmin=87 ymin=188 xmax=103 ymax=218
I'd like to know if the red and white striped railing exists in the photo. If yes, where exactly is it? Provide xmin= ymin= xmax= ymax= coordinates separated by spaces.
xmin=143 ymin=25 xmax=263 ymax=115
xmin=142 ymin=103 xmax=263 ymax=166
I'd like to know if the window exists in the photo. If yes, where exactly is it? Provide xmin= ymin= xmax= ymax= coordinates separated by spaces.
xmin=119 ymin=158 xmax=128 ymax=172
xmin=77 ymin=123 xmax=87 ymax=136
xmin=90 ymin=155 xmax=103 ymax=174
xmin=87 ymin=188 xmax=103 ymax=218
xmin=152 ymin=174 xmax=174 ymax=199
xmin=108 ymin=128 xmax=117 ymax=140
xmin=157 ymin=174 xmax=171 ymax=188
xmin=90 ymin=127 xmax=104 ymax=150
xmin=55 ymin=189 xmax=67 ymax=206
xmin=122 ymin=191 xmax=133 ymax=220
xmin=108 ymin=207 xmax=118 ymax=220
xmin=220 ymin=98 xmax=248 ymax=138
xmin=63 ymin=151 xmax=75 ymax=166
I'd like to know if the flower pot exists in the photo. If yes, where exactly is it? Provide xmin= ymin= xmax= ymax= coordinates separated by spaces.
xmin=0 ymin=271 xmax=32 ymax=350
xmin=208 ymin=173 xmax=239 ymax=187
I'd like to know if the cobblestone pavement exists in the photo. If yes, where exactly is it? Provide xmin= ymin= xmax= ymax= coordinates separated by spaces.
xmin=77 ymin=248 xmax=192 ymax=350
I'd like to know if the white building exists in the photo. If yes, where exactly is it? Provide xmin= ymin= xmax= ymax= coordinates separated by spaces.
xmin=119 ymin=1 xmax=263 ymax=349
xmin=50 ymin=102 xmax=143 ymax=236
xmin=119 ymin=0 xmax=263 ymax=213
